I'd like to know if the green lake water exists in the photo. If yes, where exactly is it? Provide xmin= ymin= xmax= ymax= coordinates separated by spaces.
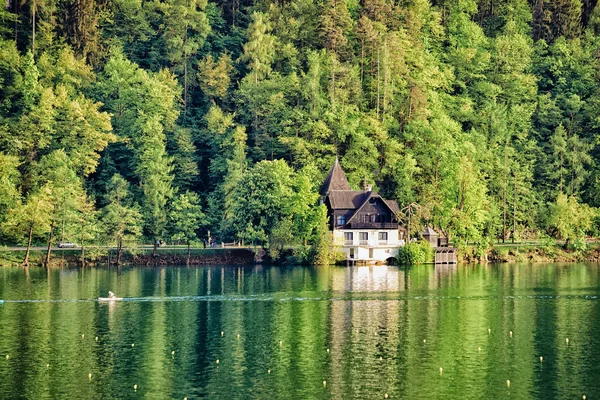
xmin=0 ymin=263 xmax=599 ymax=399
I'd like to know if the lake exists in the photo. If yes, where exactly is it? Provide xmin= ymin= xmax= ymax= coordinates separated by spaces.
xmin=0 ymin=263 xmax=599 ymax=399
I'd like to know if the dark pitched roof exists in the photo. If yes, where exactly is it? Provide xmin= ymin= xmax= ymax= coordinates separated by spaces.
xmin=320 ymin=157 xmax=352 ymax=196
xmin=321 ymin=158 xmax=400 ymax=223
xmin=346 ymin=191 xmax=399 ymax=223
xmin=385 ymin=200 xmax=400 ymax=213
xmin=328 ymin=190 xmax=370 ymax=209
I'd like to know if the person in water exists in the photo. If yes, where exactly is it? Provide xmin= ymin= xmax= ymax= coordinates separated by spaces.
xmin=108 ymin=291 xmax=116 ymax=299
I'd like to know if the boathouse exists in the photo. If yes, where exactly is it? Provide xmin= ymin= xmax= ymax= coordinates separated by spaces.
xmin=321 ymin=158 xmax=403 ymax=264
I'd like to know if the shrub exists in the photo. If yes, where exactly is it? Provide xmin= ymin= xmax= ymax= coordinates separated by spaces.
xmin=397 ymin=241 xmax=434 ymax=265
xmin=572 ymin=238 xmax=587 ymax=253
xmin=541 ymin=236 xmax=557 ymax=257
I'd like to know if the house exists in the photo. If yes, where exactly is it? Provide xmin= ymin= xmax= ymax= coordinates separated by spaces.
xmin=320 ymin=158 xmax=404 ymax=264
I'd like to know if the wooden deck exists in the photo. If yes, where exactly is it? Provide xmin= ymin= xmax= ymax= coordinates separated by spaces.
xmin=434 ymin=248 xmax=457 ymax=264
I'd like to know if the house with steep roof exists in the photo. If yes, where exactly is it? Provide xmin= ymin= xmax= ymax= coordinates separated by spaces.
xmin=320 ymin=158 xmax=404 ymax=264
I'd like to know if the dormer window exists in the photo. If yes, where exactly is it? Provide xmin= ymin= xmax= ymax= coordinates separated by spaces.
xmin=336 ymin=215 xmax=346 ymax=226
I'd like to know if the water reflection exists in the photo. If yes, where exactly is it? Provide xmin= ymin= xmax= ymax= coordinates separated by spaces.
xmin=0 ymin=263 xmax=599 ymax=399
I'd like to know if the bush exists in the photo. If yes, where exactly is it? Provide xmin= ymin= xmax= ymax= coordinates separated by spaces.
xmin=572 ymin=238 xmax=587 ymax=253
xmin=540 ymin=236 xmax=557 ymax=257
xmin=397 ymin=241 xmax=434 ymax=265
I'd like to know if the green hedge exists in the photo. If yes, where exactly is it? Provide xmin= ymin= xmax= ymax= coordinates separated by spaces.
xmin=397 ymin=241 xmax=434 ymax=265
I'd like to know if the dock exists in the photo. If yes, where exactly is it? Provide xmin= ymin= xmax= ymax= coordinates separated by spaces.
xmin=434 ymin=248 xmax=457 ymax=264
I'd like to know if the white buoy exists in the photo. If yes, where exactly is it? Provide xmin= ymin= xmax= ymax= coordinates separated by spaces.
xmin=566 ymin=338 xmax=569 ymax=345
xmin=184 ymin=397 xmax=188 ymax=400
xmin=478 ymin=347 xmax=481 ymax=352
xmin=237 ymin=334 xmax=240 ymax=339
xmin=506 ymin=380 xmax=510 ymax=388
xmin=540 ymin=356 xmax=543 ymax=362
xmin=509 ymin=331 xmax=513 ymax=338
xmin=5 ymin=355 xmax=9 ymax=360
xmin=221 ymin=331 xmax=224 ymax=337
xmin=95 ymin=337 xmax=98 ymax=342
xmin=46 ymin=364 xmax=49 ymax=368
xmin=216 ymin=359 xmax=220 ymax=365
xmin=423 ymin=339 xmax=426 ymax=343
xmin=134 ymin=384 xmax=137 ymax=391
xmin=384 ymin=394 xmax=389 ymax=399
xmin=488 ymin=328 xmax=491 ymax=335
xmin=323 ymin=380 xmax=327 ymax=387
xmin=268 ymin=369 xmax=271 ymax=374
xmin=280 ymin=340 xmax=283 ymax=346
xmin=326 ymin=348 xmax=330 ymax=354
xmin=379 ymin=356 xmax=383 ymax=361
xmin=439 ymin=367 xmax=443 ymax=375
xmin=171 ymin=351 xmax=175 ymax=356
xmin=82 ymin=334 xmax=85 ymax=339
xmin=583 ymin=395 xmax=587 ymax=400
xmin=88 ymin=373 xmax=92 ymax=380
xmin=131 ymin=343 xmax=135 ymax=348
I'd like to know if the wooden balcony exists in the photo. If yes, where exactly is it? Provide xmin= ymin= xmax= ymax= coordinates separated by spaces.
xmin=346 ymin=222 xmax=398 ymax=230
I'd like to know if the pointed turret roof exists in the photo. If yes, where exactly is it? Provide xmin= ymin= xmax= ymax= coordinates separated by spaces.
xmin=320 ymin=157 xmax=352 ymax=196
xmin=423 ymin=226 xmax=438 ymax=236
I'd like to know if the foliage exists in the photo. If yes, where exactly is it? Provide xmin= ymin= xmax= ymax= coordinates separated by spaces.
xmin=100 ymin=174 xmax=142 ymax=249
xmin=397 ymin=241 xmax=434 ymax=265
xmin=169 ymin=191 xmax=206 ymax=244
xmin=3 ymin=0 xmax=600 ymax=264
xmin=547 ymin=193 xmax=596 ymax=240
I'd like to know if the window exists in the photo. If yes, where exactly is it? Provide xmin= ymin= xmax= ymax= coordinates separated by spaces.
xmin=359 ymin=232 xmax=369 ymax=241
xmin=378 ymin=232 xmax=388 ymax=241
xmin=344 ymin=232 xmax=353 ymax=241
xmin=336 ymin=215 xmax=346 ymax=226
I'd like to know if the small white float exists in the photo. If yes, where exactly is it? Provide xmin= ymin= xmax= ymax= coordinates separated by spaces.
xmin=98 ymin=297 xmax=123 ymax=302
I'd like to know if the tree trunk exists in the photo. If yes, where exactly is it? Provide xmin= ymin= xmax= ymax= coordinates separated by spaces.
xmin=187 ymin=240 xmax=191 ymax=265
xmin=331 ymin=67 xmax=335 ymax=112
xmin=408 ymin=86 xmax=413 ymax=120
xmin=376 ymin=46 xmax=380 ymax=120
xmin=14 ymin=0 xmax=18 ymax=43
xmin=32 ymin=3 xmax=36 ymax=52
xmin=383 ymin=44 xmax=387 ymax=120
xmin=503 ymin=147 xmax=508 ymax=243
xmin=153 ymin=238 xmax=158 ymax=257
xmin=116 ymin=238 xmax=122 ymax=266
xmin=184 ymin=60 xmax=188 ymax=114
xmin=360 ymin=38 xmax=364 ymax=86
xmin=44 ymin=220 xmax=55 ymax=268
xmin=80 ymin=216 xmax=86 ymax=266
xmin=23 ymin=225 xmax=34 ymax=267
xmin=512 ymin=173 xmax=517 ymax=244
xmin=183 ymin=7 xmax=189 ymax=113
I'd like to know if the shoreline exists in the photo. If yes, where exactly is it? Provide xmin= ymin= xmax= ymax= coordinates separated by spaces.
xmin=2 ymin=243 xmax=600 ymax=267
xmin=0 ymin=247 xmax=257 ymax=267
xmin=461 ymin=243 xmax=600 ymax=264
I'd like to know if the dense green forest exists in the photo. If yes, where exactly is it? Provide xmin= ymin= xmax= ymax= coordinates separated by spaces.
xmin=1 ymin=0 xmax=600 ymax=264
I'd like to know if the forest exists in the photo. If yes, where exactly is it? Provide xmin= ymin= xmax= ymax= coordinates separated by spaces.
xmin=1 ymin=0 xmax=600 ymax=264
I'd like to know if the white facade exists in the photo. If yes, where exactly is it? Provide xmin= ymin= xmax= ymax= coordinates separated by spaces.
xmin=333 ymin=229 xmax=404 ymax=263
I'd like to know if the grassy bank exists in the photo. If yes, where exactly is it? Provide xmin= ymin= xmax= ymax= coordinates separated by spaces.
xmin=460 ymin=241 xmax=600 ymax=263
xmin=0 ymin=247 xmax=256 ymax=267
